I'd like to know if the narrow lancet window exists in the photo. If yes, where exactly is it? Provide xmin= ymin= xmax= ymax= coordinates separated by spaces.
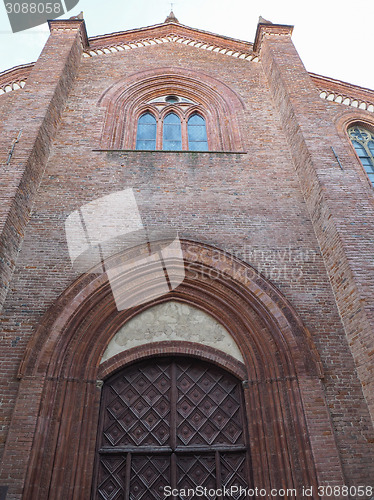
xmin=348 ymin=126 xmax=374 ymax=186
xmin=136 ymin=112 xmax=157 ymax=150
xmin=188 ymin=114 xmax=208 ymax=151
xmin=163 ymin=113 xmax=182 ymax=150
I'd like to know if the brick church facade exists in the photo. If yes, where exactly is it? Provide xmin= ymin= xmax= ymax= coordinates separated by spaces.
xmin=0 ymin=12 xmax=373 ymax=500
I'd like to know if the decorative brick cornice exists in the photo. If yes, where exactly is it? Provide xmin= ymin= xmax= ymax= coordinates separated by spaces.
xmin=1 ymin=21 xmax=373 ymax=106
xmin=0 ymin=63 xmax=33 ymax=94
xmin=84 ymin=23 xmax=257 ymax=62
xmin=84 ymin=34 xmax=259 ymax=62
xmin=89 ymin=22 xmax=253 ymax=54
xmin=310 ymin=73 xmax=374 ymax=113
xmin=253 ymin=22 xmax=294 ymax=54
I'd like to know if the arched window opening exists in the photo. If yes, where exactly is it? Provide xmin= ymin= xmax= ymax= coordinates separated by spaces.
xmin=99 ymin=68 xmax=245 ymax=151
xmin=136 ymin=112 xmax=157 ymax=150
xmin=348 ymin=126 xmax=374 ymax=186
xmin=163 ymin=113 xmax=182 ymax=150
xmin=188 ymin=113 xmax=208 ymax=151
xmin=93 ymin=357 xmax=252 ymax=499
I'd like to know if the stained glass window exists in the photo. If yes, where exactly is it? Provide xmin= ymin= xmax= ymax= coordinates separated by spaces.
xmin=163 ymin=113 xmax=182 ymax=150
xmin=348 ymin=126 xmax=374 ymax=186
xmin=136 ymin=112 xmax=157 ymax=150
xmin=188 ymin=114 xmax=208 ymax=151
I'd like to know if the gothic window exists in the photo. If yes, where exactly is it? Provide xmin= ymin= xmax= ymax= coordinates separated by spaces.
xmin=188 ymin=114 xmax=208 ymax=151
xmin=163 ymin=112 xmax=182 ymax=151
xmin=93 ymin=357 xmax=252 ymax=500
xmin=348 ymin=126 xmax=374 ymax=186
xmin=133 ymin=95 xmax=211 ymax=151
xmin=136 ymin=112 xmax=157 ymax=150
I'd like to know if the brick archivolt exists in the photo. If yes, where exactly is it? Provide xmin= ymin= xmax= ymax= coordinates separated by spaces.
xmin=98 ymin=67 xmax=245 ymax=151
xmin=13 ymin=240 xmax=346 ymax=499
xmin=20 ymin=238 xmax=326 ymax=413
xmin=20 ymin=239 xmax=323 ymax=382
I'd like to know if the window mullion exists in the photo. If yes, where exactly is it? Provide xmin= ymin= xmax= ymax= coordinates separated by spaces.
xmin=181 ymin=118 xmax=188 ymax=150
xmin=156 ymin=117 xmax=163 ymax=150
xmin=365 ymin=144 xmax=374 ymax=171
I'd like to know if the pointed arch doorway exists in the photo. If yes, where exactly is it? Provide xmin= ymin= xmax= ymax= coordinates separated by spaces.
xmin=93 ymin=356 xmax=253 ymax=500
xmin=9 ymin=240 xmax=346 ymax=500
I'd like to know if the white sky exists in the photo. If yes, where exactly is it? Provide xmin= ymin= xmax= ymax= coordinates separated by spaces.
xmin=0 ymin=0 xmax=373 ymax=90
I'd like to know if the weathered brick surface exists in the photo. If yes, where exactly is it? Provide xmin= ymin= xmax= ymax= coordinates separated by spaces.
xmin=0 ymin=18 xmax=373 ymax=499
xmin=0 ymin=20 xmax=87 ymax=312
xmin=258 ymin=24 xmax=374 ymax=426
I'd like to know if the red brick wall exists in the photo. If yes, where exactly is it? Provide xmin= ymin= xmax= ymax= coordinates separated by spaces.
xmin=258 ymin=22 xmax=374 ymax=428
xmin=0 ymin=19 xmax=87 ymax=498
xmin=0 ymin=20 xmax=373 ymax=498
xmin=0 ymin=20 xmax=87 ymax=311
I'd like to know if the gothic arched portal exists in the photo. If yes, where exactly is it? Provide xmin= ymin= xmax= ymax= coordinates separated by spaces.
xmin=3 ymin=240 xmax=345 ymax=499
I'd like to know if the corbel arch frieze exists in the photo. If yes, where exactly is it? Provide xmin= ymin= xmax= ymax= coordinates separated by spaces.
xmin=98 ymin=67 xmax=245 ymax=150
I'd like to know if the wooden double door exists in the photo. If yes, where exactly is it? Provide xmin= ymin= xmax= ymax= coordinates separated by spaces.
xmin=93 ymin=357 xmax=252 ymax=499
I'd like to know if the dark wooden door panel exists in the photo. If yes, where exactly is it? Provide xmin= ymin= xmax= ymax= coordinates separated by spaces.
xmin=176 ymin=360 xmax=244 ymax=447
xmin=220 ymin=452 xmax=249 ymax=499
xmin=177 ymin=454 xmax=216 ymax=499
xmin=97 ymin=455 xmax=127 ymax=500
xmin=93 ymin=358 xmax=252 ymax=499
xmin=130 ymin=455 xmax=170 ymax=500
xmin=101 ymin=360 xmax=172 ymax=448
